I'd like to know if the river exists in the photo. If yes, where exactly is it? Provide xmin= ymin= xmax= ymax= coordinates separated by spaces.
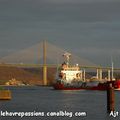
xmin=0 ymin=86 xmax=120 ymax=120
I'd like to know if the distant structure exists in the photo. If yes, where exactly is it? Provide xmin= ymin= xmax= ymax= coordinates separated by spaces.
xmin=0 ymin=41 xmax=97 ymax=66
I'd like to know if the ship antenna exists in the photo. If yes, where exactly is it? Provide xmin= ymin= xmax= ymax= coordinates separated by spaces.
xmin=111 ymin=57 xmax=114 ymax=81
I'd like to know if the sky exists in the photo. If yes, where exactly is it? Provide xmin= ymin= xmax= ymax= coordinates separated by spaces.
xmin=0 ymin=0 xmax=120 ymax=67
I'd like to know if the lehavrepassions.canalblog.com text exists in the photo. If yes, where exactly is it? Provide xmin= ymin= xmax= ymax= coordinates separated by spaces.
xmin=0 ymin=110 xmax=87 ymax=118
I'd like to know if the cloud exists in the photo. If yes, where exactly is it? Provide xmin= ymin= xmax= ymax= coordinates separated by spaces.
xmin=0 ymin=0 xmax=120 ymax=66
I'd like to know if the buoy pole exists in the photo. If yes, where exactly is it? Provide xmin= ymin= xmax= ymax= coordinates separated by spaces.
xmin=43 ymin=40 xmax=47 ymax=85
xmin=107 ymin=83 xmax=115 ymax=113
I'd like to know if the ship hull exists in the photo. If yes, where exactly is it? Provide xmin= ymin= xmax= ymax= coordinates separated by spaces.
xmin=53 ymin=83 xmax=107 ymax=91
xmin=53 ymin=80 xmax=120 ymax=91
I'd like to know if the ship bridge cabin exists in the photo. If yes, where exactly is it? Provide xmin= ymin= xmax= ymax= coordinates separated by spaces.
xmin=59 ymin=64 xmax=83 ymax=83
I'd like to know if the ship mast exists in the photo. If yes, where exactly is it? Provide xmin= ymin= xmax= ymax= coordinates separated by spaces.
xmin=111 ymin=61 xmax=114 ymax=81
xmin=110 ymin=56 xmax=114 ymax=81
xmin=63 ymin=52 xmax=71 ymax=66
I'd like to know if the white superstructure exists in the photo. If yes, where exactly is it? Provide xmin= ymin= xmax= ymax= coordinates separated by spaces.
xmin=56 ymin=52 xmax=83 ymax=84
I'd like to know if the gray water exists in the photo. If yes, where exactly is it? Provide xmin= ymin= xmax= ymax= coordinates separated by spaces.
xmin=0 ymin=86 xmax=120 ymax=120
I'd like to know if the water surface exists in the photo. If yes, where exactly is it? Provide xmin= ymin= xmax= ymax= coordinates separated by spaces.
xmin=0 ymin=86 xmax=120 ymax=120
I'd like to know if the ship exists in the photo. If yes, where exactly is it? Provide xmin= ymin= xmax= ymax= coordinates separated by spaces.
xmin=53 ymin=52 xmax=120 ymax=90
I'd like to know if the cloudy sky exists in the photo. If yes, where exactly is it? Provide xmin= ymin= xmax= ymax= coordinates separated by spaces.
xmin=0 ymin=0 xmax=120 ymax=67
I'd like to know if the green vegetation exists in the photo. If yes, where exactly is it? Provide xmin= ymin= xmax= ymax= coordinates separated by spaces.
xmin=0 ymin=86 xmax=5 ymax=90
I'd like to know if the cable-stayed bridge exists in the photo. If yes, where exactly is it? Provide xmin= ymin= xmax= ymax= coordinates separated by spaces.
xmin=0 ymin=41 xmax=97 ymax=67
xmin=0 ymin=41 xmax=120 ymax=71
xmin=0 ymin=41 xmax=120 ymax=70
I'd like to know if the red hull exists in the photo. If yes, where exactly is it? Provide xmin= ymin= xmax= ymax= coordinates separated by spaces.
xmin=53 ymin=80 xmax=120 ymax=91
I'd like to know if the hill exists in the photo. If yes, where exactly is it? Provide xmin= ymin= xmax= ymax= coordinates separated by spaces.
xmin=0 ymin=66 xmax=42 ymax=85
